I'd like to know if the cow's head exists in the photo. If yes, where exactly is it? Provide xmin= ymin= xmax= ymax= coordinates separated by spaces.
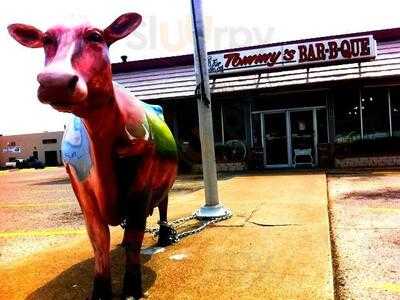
xmin=8 ymin=13 xmax=142 ymax=117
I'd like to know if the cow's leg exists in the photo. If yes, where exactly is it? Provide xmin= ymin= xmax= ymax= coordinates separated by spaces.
xmin=65 ymin=166 xmax=112 ymax=300
xmin=157 ymin=195 xmax=176 ymax=247
xmin=121 ymin=198 xmax=147 ymax=299
xmin=85 ymin=213 xmax=112 ymax=300
xmin=158 ymin=194 xmax=168 ymax=223
xmin=122 ymin=227 xmax=145 ymax=299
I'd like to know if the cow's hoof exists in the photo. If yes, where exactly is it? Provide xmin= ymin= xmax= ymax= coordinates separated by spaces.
xmin=124 ymin=292 xmax=149 ymax=300
xmin=122 ymin=267 xmax=143 ymax=300
xmin=157 ymin=223 xmax=178 ymax=246
xmin=90 ymin=276 xmax=112 ymax=300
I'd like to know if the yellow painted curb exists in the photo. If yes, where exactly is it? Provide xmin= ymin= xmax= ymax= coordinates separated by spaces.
xmin=364 ymin=207 xmax=400 ymax=213
xmin=369 ymin=282 xmax=400 ymax=295
xmin=0 ymin=202 xmax=76 ymax=208
xmin=0 ymin=228 xmax=86 ymax=238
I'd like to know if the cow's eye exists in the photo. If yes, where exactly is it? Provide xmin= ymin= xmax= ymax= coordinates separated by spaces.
xmin=86 ymin=32 xmax=103 ymax=43
xmin=43 ymin=35 xmax=56 ymax=46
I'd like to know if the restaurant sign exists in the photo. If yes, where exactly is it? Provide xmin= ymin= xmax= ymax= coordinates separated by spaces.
xmin=208 ymin=35 xmax=377 ymax=74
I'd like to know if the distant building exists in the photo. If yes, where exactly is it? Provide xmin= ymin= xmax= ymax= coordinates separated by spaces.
xmin=0 ymin=131 xmax=63 ymax=167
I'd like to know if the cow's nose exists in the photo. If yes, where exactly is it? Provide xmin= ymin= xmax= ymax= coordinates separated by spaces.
xmin=37 ymin=73 xmax=79 ymax=90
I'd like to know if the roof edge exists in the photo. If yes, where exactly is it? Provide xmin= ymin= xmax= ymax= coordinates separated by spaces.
xmin=0 ymin=131 xmax=64 ymax=138
xmin=112 ymin=26 xmax=400 ymax=74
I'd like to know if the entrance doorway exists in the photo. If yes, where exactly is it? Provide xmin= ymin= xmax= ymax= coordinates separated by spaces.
xmin=290 ymin=110 xmax=315 ymax=167
xmin=263 ymin=112 xmax=289 ymax=166
xmin=253 ymin=107 xmax=325 ymax=168
xmin=44 ymin=151 xmax=58 ymax=166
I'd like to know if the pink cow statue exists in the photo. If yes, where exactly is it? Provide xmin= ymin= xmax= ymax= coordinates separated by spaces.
xmin=8 ymin=13 xmax=178 ymax=299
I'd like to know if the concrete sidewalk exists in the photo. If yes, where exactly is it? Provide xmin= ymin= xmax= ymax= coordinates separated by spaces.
xmin=0 ymin=172 xmax=334 ymax=300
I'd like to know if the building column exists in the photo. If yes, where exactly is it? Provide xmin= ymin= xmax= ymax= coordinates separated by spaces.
xmin=243 ymin=98 xmax=253 ymax=146
xmin=327 ymin=92 xmax=336 ymax=143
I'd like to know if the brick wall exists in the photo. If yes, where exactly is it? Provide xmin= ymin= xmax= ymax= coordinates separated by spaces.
xmin=335 ymin=156 xmax=400 ymax=168
xmin=192 ymin=162 xmax=247 ymax=173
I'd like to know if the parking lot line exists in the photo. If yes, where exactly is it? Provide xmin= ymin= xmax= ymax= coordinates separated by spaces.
xmin=0 ymin=227 xmax=87 ymax=238
xmin=364 ymin=207 xmax=400 ymax=213
xmin=369 ymin=282 xmax=400 ymax=295
xmin=0 ymin=202 xmax=76 ymax=208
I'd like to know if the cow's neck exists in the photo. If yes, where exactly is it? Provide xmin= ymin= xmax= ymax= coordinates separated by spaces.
xmin=80 ymin=94 xmax=123 ymax=211
xmin=82 ymin=94 xmax=124 ymax=155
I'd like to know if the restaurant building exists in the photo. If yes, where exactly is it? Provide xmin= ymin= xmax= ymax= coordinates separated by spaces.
xmin=113 ymin=27 xmax=400 ymax=169
xmin=0 ymin=131 xmax=63 ymax=167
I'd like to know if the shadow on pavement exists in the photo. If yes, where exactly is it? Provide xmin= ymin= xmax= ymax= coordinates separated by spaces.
xmin=31 ymin=177 xmax=70 ymax=186
xmin=341 ymin=188 xmax=400 ymax=201
xmin=26 ymin=247 xmax=156 ymax=300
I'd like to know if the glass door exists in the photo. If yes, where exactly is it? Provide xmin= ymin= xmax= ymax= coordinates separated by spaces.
xmin=263 ymin=112 xmax=289 ymax=166
xmin=290 ymin=110 xmax=315 ymax=167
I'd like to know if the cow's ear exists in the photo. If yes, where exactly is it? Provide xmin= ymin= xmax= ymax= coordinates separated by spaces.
xmin=8 ymin=23 xmax=43 ymax=48
xmin=104 ymin=13 xmax=142 ymax=46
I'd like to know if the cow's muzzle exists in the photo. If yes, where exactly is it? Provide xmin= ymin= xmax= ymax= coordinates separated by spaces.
xmin=37 ymin=72 xmax=87 ymax=110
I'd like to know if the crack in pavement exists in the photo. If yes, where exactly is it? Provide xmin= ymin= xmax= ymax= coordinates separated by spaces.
xmin=242 ymin=203 xmax=302 ymax=227
xmin=247 ymin=221 xmax=301 ymax=227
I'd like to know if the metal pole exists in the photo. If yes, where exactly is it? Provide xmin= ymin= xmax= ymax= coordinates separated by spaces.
xmin=190 ymin=0 xmax=230 ymax=218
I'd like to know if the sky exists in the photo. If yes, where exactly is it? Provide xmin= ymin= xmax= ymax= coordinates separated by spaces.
xmin=1 ymin=0 xmax=400 ymax=135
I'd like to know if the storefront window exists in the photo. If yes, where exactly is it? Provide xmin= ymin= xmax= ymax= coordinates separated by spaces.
xmin=223 ymin=102 xmax=246 ymax=141
xmin=334 ymin=88 xmax=361 ymax=143
xmin=361 ymin=88 xmax=390 ymax=140
xmin=390 ymin=87 xmax=400 ymax=137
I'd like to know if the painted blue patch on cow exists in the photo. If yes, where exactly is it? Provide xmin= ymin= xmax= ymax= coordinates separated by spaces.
xmin=61 ymin=116 xmax=92 ymax=181
xmin=142 ymin=102 xmax=164 ymax=120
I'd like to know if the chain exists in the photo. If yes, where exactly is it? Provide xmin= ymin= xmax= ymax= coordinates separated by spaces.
xmin=144 ymin=227 xmax=158 ymax=234
xmin=144 ymin=211 xmax=232 ymax=243
xmin=176 ymin=212 xmax=232 ymax=240
xmin=144 ymin=214 xmax=195 ymax=234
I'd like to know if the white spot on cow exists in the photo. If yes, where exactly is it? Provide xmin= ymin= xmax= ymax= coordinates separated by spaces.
xmin=125 ymin=126 xmax=137 ymax=141
xmin=142 ymin=124 xmax=150 ymax=140
xmin=64 ymin=122 xmax=81 ymax=146
xmin=125 ymin=124 xmax=149 ymax=141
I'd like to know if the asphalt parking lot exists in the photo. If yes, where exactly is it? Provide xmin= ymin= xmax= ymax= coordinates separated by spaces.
xmin=1 ymin=167 xmax=400 ymax=299
xmin=0 ymin=168 xmax=333 ymax=300
xmin=0 ymin=167 xmax=204 ymax=265
xmin=328 ymin=171 xmax=400 ymax=299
